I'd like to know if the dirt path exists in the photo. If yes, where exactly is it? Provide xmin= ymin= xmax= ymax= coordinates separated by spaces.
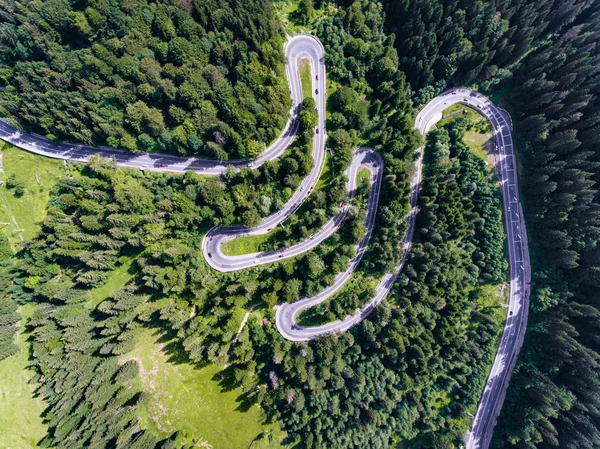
xmin=224 ymin=303 xmax=260 ymax=368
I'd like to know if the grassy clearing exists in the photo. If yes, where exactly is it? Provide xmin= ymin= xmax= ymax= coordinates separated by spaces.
xmin=273 ymin=0 xmax=335 ymax=35
xmin=315 ymin=151 xmax=332 ymax=191
xmin=0 ymin=142 xmax=65 ymax=250
xmin=357 ymin=167 xmax=370 ymax=185
xmin=221 ymin=231 xmax=280 ymax=256
xmin=439 ymin=104 xmax=494 ymax=162
xmin=299 ymin=59 xmax=312 ymax=100
xmin=124 ymin=328 xmax=284 ymax=449
xmin=273 ymin=0 xmax=304 ymax=34
xmin=0 ymin=303 xmax=48 ymax=449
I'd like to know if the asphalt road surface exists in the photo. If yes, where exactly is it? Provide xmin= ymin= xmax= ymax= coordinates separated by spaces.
xmin=0 ymin=34 xmax=529 ymax=449
xmin=0 ymin=34 xmax=325 ymax=175
xmin=417 ymin=89 xmax=531 ymax=449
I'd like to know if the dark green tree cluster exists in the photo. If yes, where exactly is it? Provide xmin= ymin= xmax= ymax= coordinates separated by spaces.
xmin=231 ymin=123 xmax=508 ymax=448
xmin=316 ymin=0 xmax=420 ymax=273
xmin=7 ymin=144 xmax=375 ymax=446
xmin=0 ymin=0 xmax=290 ymax=158
xmin=14 ymin=271 xmax=195 ymax=448
xmin=491 ymin=13 xmax=600 ymax=449
xmin=376 ymin=0 xmax=594 ymax=97
xmin=5 ymin=173 xmax=27 ymax=197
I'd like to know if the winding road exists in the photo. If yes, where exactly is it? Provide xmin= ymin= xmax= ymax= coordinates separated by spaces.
xmin=0 ymin=34 xmax=530 ymax=449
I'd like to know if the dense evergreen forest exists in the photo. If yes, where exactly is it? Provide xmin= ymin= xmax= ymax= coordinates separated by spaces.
xmin=0 ymin=0 xmax=290 ymax=158
xmin=376 ymin=0 xmax=595 ymax=97
xmin=1 ymin=0 xmax=600 ymax=448
xmin=234 ymin=117 xmax=508 ymax=448
xmin=491 ymin=10 xmax=600 ymax=449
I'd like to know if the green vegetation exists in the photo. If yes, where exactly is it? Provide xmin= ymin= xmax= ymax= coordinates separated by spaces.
xmin=0 ymin=142 xmax=65 ymax=249
xmin=1 ymin=0 xmax=599 ymax=448
xmin=299 ymin=59 xmax=313 ymax=100
xmin=491 ymin=15 xmax=600 ymax=449
xmin=381 ymin=0 xmax=592 ymax=96
xmin=296 ymin=167 xmax=373 ymax=325
xmin=87 ymin=259 xmax=135 ymax=307
xmin=316 ymin=1 xmax=420 ymax=273
xmin=439 ymin=105 xmax=494 ymax=161
xmin=315 ymin=151 xmax=333 ymax=191
xmin=222 ymin=155 xmax=360 ymax=258
xmin=0 ymin=0 xmax=290 ymax=158
xmin=5 ymin=145 xmax=364 ymax=447
xmin=124 ymin=328 xmax=284 ymax=449
xmin=273 ymin=0 xmax=304 ymax=34
xmin=0 ymin=303 xmax=48 ymax=449
xmin=239 ymin=116 xmax=508 ymax=448
xmin=221 ymin=232 xmax=276 ymax=256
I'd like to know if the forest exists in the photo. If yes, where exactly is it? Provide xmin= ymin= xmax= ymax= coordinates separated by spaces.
xmin=234 ymin=116 xmax=508 ymax=448
xmin=0 ymin=0 xmax=290 ymax=158
xmin=0 ymin=0 xmax=600 ymax=448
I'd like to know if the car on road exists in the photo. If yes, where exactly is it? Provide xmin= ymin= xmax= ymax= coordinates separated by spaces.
xmin=159 ymin=163 xmax=166 ymax=167
xmin=315 ymin=89 xmax=319 ymax=94
xmin=510 ymin=311 xmax=513 ymax=316
xmin=300 ymin=186 xmax=304 ymax=192
xmin=280 ymin=248 xmax=285 ymax=253
xmin=316 ymin=75 xmax=319 ymax=80
xmin=278 ymin=210 xmax=282 ymax=215
xmin=340 ymin=202 xmax=345 ymax=208
xmin=142 ymin=164 xmax=149 ymax=168
xmin=452 ymin=91 xmax=457 ymax=95
xmin=208 ymin=252 xmax=212 ymax=258
xmin=315 ymin=128 xmax=319 ymax=134
xmin=267 ymin=228 xmax=272 ymax=231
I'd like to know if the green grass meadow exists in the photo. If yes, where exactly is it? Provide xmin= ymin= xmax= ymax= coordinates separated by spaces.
xmin=124 ymin=328 xmax=284 ymax=449
xmin=0 ymin=304 xmax=48 ymax=449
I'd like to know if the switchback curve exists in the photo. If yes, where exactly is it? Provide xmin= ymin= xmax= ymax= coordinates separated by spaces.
xmin=0 ymin=34 xmax=529 ymax=449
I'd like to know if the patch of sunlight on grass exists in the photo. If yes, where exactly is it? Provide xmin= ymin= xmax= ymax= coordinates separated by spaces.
xmin=0 ymin=142 xmax=65 ymax=250
xmin=123 ymin=328 xmax=285 ymax=449
xmin=0 ymin=303 xmax=48 ymax=449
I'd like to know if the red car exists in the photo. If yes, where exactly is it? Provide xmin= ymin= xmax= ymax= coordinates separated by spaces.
xmin=159 ymin=163 xmax=166 ymax=167
xmin=280 ymin=248 xmax=285 ymax=253
xmin=316 ymin=75 xmax=319 ymax=80
xmin=451 ymin=91 xmax=457 ymax=95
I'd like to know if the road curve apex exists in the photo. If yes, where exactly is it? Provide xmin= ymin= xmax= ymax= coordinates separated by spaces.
xmin=289 ymin=33 xmax=326 ymax=54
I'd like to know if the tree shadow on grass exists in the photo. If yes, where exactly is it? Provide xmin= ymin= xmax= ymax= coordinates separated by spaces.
xmin=210 ymin=363 xmax=239 ymax=392
xmin=148 ymin=325 xmax=211 ymax=370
